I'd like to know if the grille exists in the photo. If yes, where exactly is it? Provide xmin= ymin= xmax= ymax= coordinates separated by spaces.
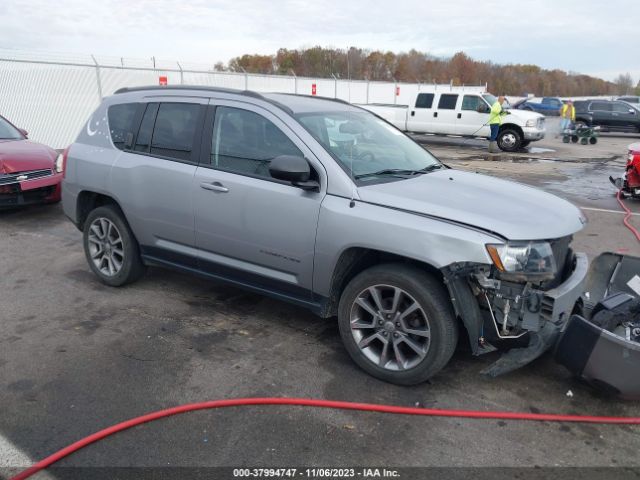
xmin=0 ymin=169 xmax=53 ymax=186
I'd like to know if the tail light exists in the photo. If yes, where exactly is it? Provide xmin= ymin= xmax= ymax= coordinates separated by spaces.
xmin=55 ymin=147 xmax=70 ymax=177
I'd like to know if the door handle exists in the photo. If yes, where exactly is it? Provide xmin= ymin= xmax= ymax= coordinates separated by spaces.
xmin=433 ymin=112 xmax=438 ymax=118
xmin=457 ymin=113 xmax=462 ymax=119
xmin=200 ymin=181 xmax=229 ymax=193
xmin=410 ymin=111 xmax=415 ymax=117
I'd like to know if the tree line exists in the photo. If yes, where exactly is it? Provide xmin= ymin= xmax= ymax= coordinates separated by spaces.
xmin=216 ymin=47 xmax=637 ymax=97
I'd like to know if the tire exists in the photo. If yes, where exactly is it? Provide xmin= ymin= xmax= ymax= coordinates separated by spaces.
xmin=497 ymin=128 xmax=522 ymax=152
xmin=580 ymin=137 xmax=588 ymax=145
xmin=589 ymin=137 xmax=597 ymax=145
xmin=83 ymin=205 xmax=145 ymax=287
xmin=571 ymin=135 xmax=579 ymax=143
xmin=562 ymin=135 xmax=570 ymax=143
xmin=337 ymin=263 xmax=458 ymax=385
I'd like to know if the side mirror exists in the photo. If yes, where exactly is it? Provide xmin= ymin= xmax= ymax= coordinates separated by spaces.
xmin=630 ymin=109 xmax=636 ymax=114
xmin=477 ymin=104 xmax=489 ymax=113
xmin=18 ymin=128 xmax=28 ymax=137
xmin=269 ymin=155 xmax=319 ymax=191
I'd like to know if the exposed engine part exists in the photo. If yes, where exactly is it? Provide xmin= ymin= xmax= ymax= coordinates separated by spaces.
xmin=483 ymin=292 xmax=527 ymax=339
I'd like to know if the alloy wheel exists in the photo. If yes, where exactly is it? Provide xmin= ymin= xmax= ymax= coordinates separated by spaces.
xmin=349 ymin=284 xmax=431 ymax=371
xmin=87 ymin=217 xmax=124 ymax=277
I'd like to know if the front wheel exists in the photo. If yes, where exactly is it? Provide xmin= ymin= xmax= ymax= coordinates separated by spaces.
xmin=497 ymin=128 xmax=522 ymax=152
xmin=83 ymin=205 xmax=145 ymax=286
xmin=337 ymin=264 xmax=458 ymax=385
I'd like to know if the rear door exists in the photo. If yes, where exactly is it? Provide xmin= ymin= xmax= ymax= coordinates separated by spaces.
xmin=433 ymin=94 xmax=459 ymax=134
xmin=192 ymin=101 xmax=325 ymax=304
xmin=110 ymin=99 xmax=207 ymax=266
xmin=455 ymin=94 xmax=491 ymax=136
xmin=589 ymin=101 xmax=613 ymax=127
xmin=406 ymin=93 xmax=435 ymax=133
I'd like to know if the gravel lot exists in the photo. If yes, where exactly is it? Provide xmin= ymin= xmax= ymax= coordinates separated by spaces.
xmin=1 ymin=125 xmax=639 ymax=479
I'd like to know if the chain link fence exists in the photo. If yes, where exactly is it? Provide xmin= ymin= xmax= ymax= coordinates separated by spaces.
xmin=0 ymin=49 xmax=486 ymax=148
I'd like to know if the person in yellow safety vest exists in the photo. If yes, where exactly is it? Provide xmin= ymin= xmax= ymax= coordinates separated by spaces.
xmin=559 ymin=100 xmax=575 ymax=137
xmin=488 ymin=96 xmax=508 ymax=153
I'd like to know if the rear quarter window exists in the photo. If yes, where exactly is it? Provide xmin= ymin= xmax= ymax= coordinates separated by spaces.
xmin=107 ymin=103 xmax=138 ymax=150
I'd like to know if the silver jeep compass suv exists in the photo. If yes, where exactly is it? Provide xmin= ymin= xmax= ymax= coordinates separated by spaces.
xmin=63 ymin=86 xmax=588 ymax=384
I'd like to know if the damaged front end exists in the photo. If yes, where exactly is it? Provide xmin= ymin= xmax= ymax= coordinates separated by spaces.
xmin=443 ymin=236 xmax=589 ymax=376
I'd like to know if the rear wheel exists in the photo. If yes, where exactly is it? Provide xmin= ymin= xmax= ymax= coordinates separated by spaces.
xmin=589 ymin=137 xmax=597 ymax=145
xmin=83 ymin=205 xmax=145 ymax=286
xmin=497 ymin=128 xmax=522 ymax=152
xmin=337 ymin=264 xmax=458 ymax=385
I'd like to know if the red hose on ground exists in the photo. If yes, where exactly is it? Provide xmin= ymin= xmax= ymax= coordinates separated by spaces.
xmin=617 ymin=189 xmax=640 ymax=242
xmin=11 ymin=396 xmax=640 ymax=480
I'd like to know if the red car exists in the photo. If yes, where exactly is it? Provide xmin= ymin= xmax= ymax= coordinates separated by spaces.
xmin=0 ymin=114 xmax=63 ymax=208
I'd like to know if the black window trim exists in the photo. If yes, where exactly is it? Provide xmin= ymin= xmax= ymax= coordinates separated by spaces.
xmin=198 ymin=104 xmax=317 ymax=187
xmin=123 ymin=101 xmax=206 ymax=166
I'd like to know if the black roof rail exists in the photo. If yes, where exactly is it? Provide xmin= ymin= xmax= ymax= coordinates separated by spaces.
xmin=112 ymin=85 xmax=294 ymax=115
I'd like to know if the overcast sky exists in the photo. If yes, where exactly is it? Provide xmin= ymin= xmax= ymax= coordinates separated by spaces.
xmin=0 ymin=0 xmax=637 ymax=81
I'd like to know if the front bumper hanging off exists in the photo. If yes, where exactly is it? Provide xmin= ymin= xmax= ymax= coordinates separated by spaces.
xmin=555 ymin=253 xmax=640 ymax=399
xmin=481 ymin=252 xmax=589 ymax=377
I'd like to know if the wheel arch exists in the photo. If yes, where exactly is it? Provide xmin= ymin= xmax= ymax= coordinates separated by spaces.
xmin=76 ymin=191 xmax=124 ymax=231
xmin=322 ymin=247 xmax=485 ymax=355
xmin=322 ymin=247 xmax=444 ymax=319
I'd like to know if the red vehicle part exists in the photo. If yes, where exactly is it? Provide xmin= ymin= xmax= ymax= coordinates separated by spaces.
xmin=0 ymin=115 xmax=62 ymax=208
xmin=627 ymin=145 xmax=640 ymax=191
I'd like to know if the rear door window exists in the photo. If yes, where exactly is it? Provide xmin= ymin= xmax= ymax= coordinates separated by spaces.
xmin=150 ymin=103 xmax=202 ymax=161
xmin=415 ymin=93 xmax=434 ymax=109
xmin=590 ymin=102 xmax=612 ymax=112
xmin=211 ymin=106 xmax=303 ymax=180
xmin=108 ymin=103 xmax=138 ymax=150
xmin=437 ymin=94 xmax=459 ymax=110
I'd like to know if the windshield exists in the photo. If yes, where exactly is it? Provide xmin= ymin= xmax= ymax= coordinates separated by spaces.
xmin=296 ymin=111 xmax=441 ymax=182
xmin=0 ymin=116 xmax=23 ymax=140
xmin=482 ymin=94 xmax=497 ymax=106
xmin=483 ymin=93 xmax=511 ymax=109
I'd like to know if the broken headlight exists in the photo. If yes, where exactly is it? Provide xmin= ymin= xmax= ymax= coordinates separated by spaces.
xmin=486 ymin=241 xmax=557 ymax=279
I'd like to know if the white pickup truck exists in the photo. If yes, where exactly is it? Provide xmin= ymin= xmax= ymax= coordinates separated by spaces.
xmin=360 ymin=91 xmax=546 ymax=152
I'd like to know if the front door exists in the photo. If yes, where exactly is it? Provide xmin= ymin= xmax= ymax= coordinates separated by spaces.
xmin=455 ymin=94 xmax=491 ymax=136
xmin=193 ymin=102 xmax=325 ymax=304
xmin=611 ymin=101 xmax=638 ymax=130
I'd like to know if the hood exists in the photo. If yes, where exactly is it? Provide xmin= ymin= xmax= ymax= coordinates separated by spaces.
xmin=0 ymin=139 xmax=57 ymax=174
xmin=357 ymin=169 xmax=585 ymax=240
xmin=507 ymin=109 xmax=544 ymax=122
